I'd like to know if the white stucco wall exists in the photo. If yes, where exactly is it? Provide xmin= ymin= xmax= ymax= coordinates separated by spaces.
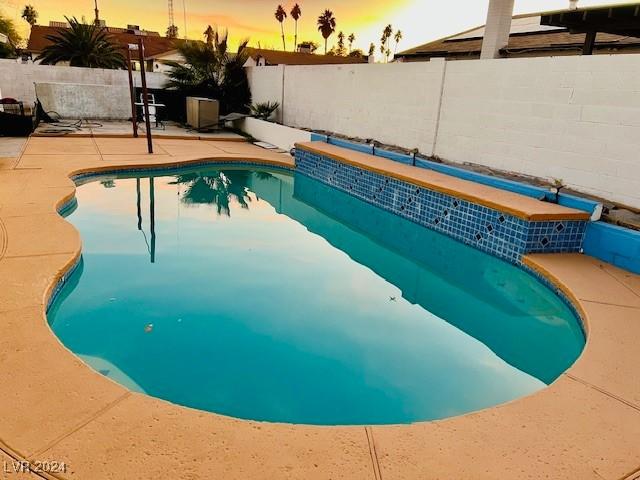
xmin=246 ymin=65 xmax=285 ymax=122
xmin=246 ymin=55 xmax=640 ymax=208
xmin=0 ymin=60 xmax=166 ymax=116
xmin=279 ymin=61 xmax=446 ymax=155
xmin=234 ymin=117 xmax=311 ymax=151
xmin=436 ymin=55 xmax=640 ymax=208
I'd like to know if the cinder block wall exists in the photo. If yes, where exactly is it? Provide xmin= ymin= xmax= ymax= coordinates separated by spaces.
xmin=247 ymin=55 xmax=640 ymax=209
xmin=436 ymin=55 xmax=640 ymax=208
xmin=0 ymin=60 xmax=167 ymax=116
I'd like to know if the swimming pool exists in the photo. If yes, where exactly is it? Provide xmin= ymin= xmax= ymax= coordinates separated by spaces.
xmin=48 ymin=166 xmax=584 ymax=425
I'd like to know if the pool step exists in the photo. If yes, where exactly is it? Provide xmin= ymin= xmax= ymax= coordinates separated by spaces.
xmin=295 ymin=141 xmax=589 ymax=264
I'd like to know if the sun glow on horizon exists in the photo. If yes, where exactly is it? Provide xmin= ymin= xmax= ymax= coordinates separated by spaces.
xmin=5 ymin=0 xmax=628 ymax=54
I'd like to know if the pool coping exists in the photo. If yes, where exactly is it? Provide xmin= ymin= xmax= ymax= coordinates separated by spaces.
xmin=0 ymin=136 xmax=638 ymax=480
xmin=295 ymin=142 xmax=591 ymax=222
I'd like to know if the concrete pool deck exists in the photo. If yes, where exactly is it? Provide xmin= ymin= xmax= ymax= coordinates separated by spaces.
xmin=0 ymin=136 xmax=638 ymax=479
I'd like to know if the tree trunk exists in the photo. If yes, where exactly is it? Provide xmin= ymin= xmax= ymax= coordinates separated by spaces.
xmin=294 ymin=22 xmax=298 ymax=52
xmin=324 ymin=37 xmax=328 ymax=54
xmin=280 ymin=24 xmax=286 ymax=51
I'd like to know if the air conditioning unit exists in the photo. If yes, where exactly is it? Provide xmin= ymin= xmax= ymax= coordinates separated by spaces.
xmin=186 ymin=97 xmax=219 ymax=130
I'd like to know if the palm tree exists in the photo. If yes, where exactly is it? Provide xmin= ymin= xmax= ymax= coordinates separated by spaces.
xmin=172 ymin=170 xmax=254 ymax=216
xmin=165 ymin=27 xmax=252 ymax=114
xmin=290 ymin=4 xmax=301 ymax=53
xmin=368 ymin=42 xmax=375 ymax=58
xmin=21 ymin=5 xmax=38 ymax=27
xmin=274 ymin=5 xmax=287 ymax=51
xmin=0 ymin=12 xmax=20 ymax=58
xmin=381 ymin=24 xmax=393 ymax=62
xmin=166 ymin=24 xmax=179 ymax=38
xmin=394 ymin=30 xmax=403 ymax=55
xmin=36 ymin=17 xmax=125 ymax=68
xmin=317 ymin=9 xmax=336 ymax=54
xmin=347 ymin=33 xmax=355 ymax=53
xmin=203 ymin=25 xmax=214 ymax=46
xmin=336 ymin=31 xmax=345 ymax=56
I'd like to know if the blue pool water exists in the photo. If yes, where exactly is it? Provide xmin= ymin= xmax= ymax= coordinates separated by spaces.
xmin=48 ymin=167 xmax=585 ymax=425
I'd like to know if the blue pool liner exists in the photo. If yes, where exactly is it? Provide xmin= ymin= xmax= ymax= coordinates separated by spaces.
xmin=310 ymin=133 xmax=600 ymax=217
xmin=583 ymin=221 xmax=640 ymax=274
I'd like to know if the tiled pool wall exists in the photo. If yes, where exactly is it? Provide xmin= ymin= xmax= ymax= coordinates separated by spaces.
xmin=296 ymin=148 xmax=586 ymax=264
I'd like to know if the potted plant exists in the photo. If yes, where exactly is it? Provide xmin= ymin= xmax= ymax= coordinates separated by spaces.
xmin=250 ymin=101 xmax=280 ymax=121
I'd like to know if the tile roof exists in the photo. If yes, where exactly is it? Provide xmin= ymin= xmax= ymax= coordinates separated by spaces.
xmin=397 ymin=11 xmax=640 ymax=59
xmin=245 ymin=48 xmax=367 ymax=66
xmin=27 ymin=25 xmax=179 ymax=58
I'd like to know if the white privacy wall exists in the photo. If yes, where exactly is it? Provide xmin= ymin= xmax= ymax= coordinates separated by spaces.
xmin=246 ymin=65 xmax=285 ymax=121
xmin=246 ymin=55 xmax=640 ymax=208
xmin=0 ymin=60 xmax=166 ymax=109
xmin=436 ymin=55 xmax=640 ymax=208
xmin=249 ymin=61 xmax=447 ymax=155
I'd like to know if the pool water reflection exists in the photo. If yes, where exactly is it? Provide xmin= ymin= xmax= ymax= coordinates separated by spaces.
xmin=48 ymin=167 xmax=584 ymax=425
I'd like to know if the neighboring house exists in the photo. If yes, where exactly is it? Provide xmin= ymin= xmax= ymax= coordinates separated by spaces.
xmin=243 ymin=48 xmax=368 ymax=67
xmin=27 ymin=22 xmax=179 ymax=70
xmin=396 ymin=5 xmax=640 ymax=62
xmin=148 ymin=49 xmax=186 ymax=73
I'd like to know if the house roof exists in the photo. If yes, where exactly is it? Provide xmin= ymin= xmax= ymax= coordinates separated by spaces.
xmin=27 ymin=24 xmax=179 ymax=58
xmin=245 ymin=48 xmax=367 ymax=66
xmin=397 ymin=6 xmax=640 ymax=60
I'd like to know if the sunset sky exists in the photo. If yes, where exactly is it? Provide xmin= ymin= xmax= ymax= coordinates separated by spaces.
xmin=4 ymin=0 xmax=623 ymax=52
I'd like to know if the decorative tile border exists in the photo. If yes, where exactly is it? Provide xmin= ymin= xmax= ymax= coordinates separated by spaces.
xmin=295 ymin=147 xmax=586 ymax=264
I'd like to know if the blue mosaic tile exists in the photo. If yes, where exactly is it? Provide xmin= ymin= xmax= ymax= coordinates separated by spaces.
xmin=295 ymin=148 xmax=586 ymax=264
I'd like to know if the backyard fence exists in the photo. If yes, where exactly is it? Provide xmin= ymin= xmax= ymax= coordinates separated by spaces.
xmin=0 ymin=60 xmax=167 ymax=119
xmin=246 ymin=54 xmax=640 ymax=209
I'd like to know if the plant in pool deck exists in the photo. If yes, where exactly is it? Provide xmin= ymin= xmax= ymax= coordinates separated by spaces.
xmin=164 ymin=27 xmax=252 ymax=114
xmin=250 ymin=101 xmax=280 ymax=121
xmin=36 ymin=17 xmax=125 ymax=68
xmin=550 ymin=178 xmax=566 ymax=204
xmin=317 ymin=9 xmax=336 ymax=54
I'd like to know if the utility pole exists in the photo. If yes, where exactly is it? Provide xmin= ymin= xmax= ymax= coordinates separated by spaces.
xmin=126 ymin=47 xmax=138 ymax=138
xmin=138 ymin=38 xmax=154 ymax=154
xmin=93 ymin=0 xmax=100 ymax=26
xmin=168 ymin=0 xmax=175 ymax=33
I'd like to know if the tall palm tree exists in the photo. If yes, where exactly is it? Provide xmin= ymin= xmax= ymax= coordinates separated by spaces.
xmin=274 ymin=5 xmax=287 ymax=51
xmin=203 ymin=25 xmax=214 ymax=46
xmin=165 ymin=27 xmax=252 ymax=114
xmin=21 ymin=5 xmax=38 ymax=26
xmin=394 ymin=30 xmax=403 ymax=55
xmin=336 ymin=31 xmax=345 ymax=56
xmin=36 ymin=17 xmax=125 ymax=68
xmin=290 ymin=4 xmax=301 ymax=52
xmin=381 ymin=24 xmax=393 ymax=62
xmin=347 ymin=33 xmax=355 ymax=53
xmin=317 ymin=9 xmax=336 ymax=54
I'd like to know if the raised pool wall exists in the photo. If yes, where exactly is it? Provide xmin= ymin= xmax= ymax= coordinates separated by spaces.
xmin=301 ymin=134 xmax=640 ymax=275
xmin=295 ymin=144 xmax=587 ymax=265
